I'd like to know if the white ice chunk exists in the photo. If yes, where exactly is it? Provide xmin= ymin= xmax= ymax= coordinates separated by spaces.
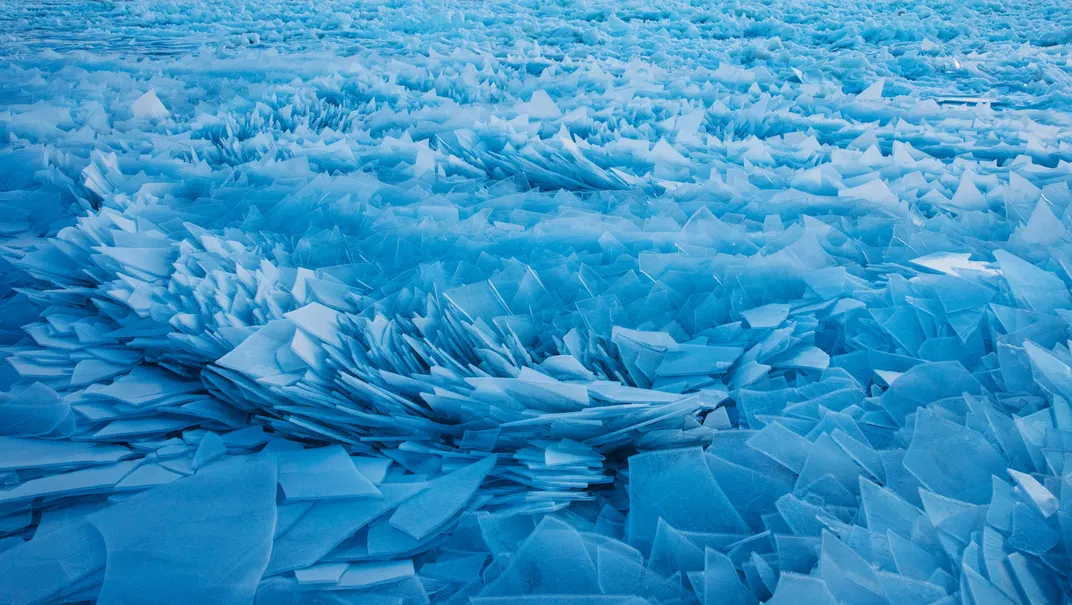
xmin=1007 ymin=469 xmax=1059 ymax=518
xmin=527 ymin=90 xmax=562 ymax=120
xmin=857 ymin=78 xmax=885 ymax=101
xmin=131 ymin=90 xmax=169 ymax=120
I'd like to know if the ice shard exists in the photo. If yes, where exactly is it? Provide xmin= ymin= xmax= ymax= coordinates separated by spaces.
xmin=1 ymin=0 xmax=1071 ymax=602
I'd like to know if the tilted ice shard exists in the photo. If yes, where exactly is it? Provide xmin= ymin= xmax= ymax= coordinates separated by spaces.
xmin=130 ymin=90 xmax=170 ymax=121
xmin=388 ymin=455 xmax=496 ymax=540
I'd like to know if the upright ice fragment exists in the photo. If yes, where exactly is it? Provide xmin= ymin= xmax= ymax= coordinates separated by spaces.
xmin=131 ymin=90 xmax=169 ymax=120
xmin=858 ymin=79 xmax=885 ymax=101
xmin=994 ymin=250 xmax=1072 ymax=313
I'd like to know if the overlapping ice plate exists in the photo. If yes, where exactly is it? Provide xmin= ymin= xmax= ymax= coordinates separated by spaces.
xmin=1 ymin=0 xmax=1072 ymax=603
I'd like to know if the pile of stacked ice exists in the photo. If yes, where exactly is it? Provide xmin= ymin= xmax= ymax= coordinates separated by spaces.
xmin=2 ymin=0 xmax=1072 ymax=602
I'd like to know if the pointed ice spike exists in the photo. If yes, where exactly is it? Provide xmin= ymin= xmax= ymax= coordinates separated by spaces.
xmin=1019 ymin=199 xmax=1065 ymax=245
xmin=283 ymin=302 xmax=343 ymax=348
xmin=131 ymin=89 xmax=169 ymax=120
xmin=704 ymin=547 xmax=756 ymax=605
xmin=858 ymin=78 xmax=885 ymax=101
xmin=646 ymin=518 xmax=705 ymax=576
xmin=527 ymin=90 xmax=562 ymax=120
xmin=1007 ymin=469 xmax=1059 ymax=518
xmin=191 ymin=432 xmax=226 ymax=470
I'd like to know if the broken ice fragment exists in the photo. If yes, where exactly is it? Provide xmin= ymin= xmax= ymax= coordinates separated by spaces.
xmin=131 ymin=90 xmax=169 ymax=120
xmin=909 ymin=252 xmax=996 ymax=276
xmin=0 ymin=520 xmax=105 ymax=605
xmin=1018 ymin=199 xmax=1065 ymax=245
xmin=351 ymin=456 xmax=392 ymax=484
xmin=656 ymin=345 xmax=743 ymax=377
xmin=704 ymin=547 xmax=756 ymax=605
xmin=270 ymin=445 xmax=381 ymax=501
xmin=950 ymin=174 xmax=988 ymax=210
xmin=332 ymin=559 xmax=415 ymax=590
xmin=1007 ymin=469 xmax=1058 ymax=518
xmin=284 ymin=302 xmax=344 ymax=348
xmin=527 ymin=90 xmax=562 ymax=120
xmin=627 ymin=447 xmax=748 ymax=551
xmin=741 ymin=303 xmax=790 ymax=329
xmin=904 ymin=409 xmax=1005 ymax=504
xmin=0 ymin=437 xmax=130 ymax=471
xmin=771 ymin=346 xmax=830 ymax=370
xmin=0 ymin=460 xmax=139 ymax=504
xmin=994 ymin=249 xmax=1072 ymax=313
xmin=89 ymin=457 xmax=277 ymax=605
xmin=0 ymin=382 xmax=72 ymax=437
xmin=480 ymin=516 xmax=600 ymax=596
xmin=192 ymin=432 xmax=226 ymax=470
xmin=294 ymin=562 xmax=348 ymax=585
xmin=266 ymin=482 xmax=424 ymax=575
xmin=389 ymin=455 xmax=495 ymax=540
xmin=858 ymin=78 xmax=885 ymax=101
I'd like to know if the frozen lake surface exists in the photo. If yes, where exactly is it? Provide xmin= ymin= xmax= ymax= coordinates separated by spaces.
xmin=1 ymin=0 xmax=1072 ymax=603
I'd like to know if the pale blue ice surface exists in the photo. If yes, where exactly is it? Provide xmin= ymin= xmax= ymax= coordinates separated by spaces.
xmin=1 ymin=0 xmax=1072 ymax=602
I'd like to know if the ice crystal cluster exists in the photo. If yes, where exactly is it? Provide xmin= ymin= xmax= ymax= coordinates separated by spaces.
xmin=1 ymin=0 xmax=1072 ymax=603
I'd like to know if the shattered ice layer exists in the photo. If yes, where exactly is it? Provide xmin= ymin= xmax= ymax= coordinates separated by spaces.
xmin=2 ymin=0 xmax=1072 ymax=602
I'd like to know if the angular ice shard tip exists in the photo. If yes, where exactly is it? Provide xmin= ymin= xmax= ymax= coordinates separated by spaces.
xmin=131 ymin=90 xmax=169 ymax=120
xmin=857 ymin=78 xmax=885 ymax=101
xmin=527 ymin=90 xmax=562 ymax=120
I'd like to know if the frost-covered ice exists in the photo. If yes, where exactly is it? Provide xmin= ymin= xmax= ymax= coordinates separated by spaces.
xmin=1 ymin=0 xmax=1072 ymax=602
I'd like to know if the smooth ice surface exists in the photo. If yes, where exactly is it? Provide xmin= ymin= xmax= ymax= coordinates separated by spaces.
xmin=89 ymin=457 xmax=277 ymax=605
xmin=1 ymin=0 xmax=1072 ymax=602
xmin=388 ymin=455 xmax=495 ymax=540
xmin=270 ymin=445 xmax=382 ymax=501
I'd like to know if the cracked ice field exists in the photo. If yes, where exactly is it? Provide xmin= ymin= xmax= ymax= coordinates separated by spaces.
xmin=1 ymin=0 xmax=1072 ymax=603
